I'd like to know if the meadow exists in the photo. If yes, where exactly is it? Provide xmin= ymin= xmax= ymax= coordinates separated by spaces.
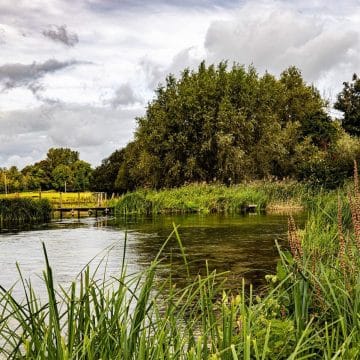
xmin=0 ymin=191 xmax=110 ymax=208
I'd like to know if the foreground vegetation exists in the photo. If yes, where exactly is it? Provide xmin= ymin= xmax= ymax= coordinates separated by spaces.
xmin=1 ymin=172 xmax=360 ymax=358
xmin=0 ymin=198 xmax=51 ymax=225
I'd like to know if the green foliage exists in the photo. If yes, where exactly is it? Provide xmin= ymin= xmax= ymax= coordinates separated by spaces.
xmin=295 ymin=131 xmax=360 ymax=188
xmin=72 ymin=160 xmax=93 ymax=191
xmin=335 ymin=73 xmax=360 ymax=136
xmin=0 ymin=198 xmax=52 ymax=224
xmin=91 ymin=149 xmax=126 ymax=192
xmin=1 ymin=147 xmax=93 ymax=193
xmin=52 ymin=164 xmax=73 ymax=191
xmin=114 ymin=182 xmax=310 ymax=215
xmin=99 ymin=62 xmax=343 ymax=191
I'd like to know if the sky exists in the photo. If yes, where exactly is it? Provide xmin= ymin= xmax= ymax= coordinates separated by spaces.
xmin=0 ymin=0 xmax=359 ymax=169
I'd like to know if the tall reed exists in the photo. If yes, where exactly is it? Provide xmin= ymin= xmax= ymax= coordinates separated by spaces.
xmin=0 ymin=198 xmax=51 ymax=226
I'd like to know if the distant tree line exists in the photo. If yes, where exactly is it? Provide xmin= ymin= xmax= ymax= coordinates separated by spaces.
xmin=1 ymin=62 xmax=360 ymax=193
xmin=92 ymin=62 xmax=360 ymax=191
xmin=0 ymin=148 xmax=92 ymax=193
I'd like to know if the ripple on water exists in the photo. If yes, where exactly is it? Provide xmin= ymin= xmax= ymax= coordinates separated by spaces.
xmin=0 ymin=213 xmax=304 ymax=298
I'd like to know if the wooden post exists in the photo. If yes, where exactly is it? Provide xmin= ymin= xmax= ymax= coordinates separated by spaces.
xmin=78 ymin=209 xmax=80 ymax=219
xmin=60 ymin=192 xmax=62 ymax=208
xmin=78 ymin=192 xmax=80 ymax=207
xmin=39 ymin=190 xmax=42 ymax=199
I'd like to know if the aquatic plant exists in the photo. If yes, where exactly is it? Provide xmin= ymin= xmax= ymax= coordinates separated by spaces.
xmin=115 ymin=183 xmax=279 ymax=215
xmin=0 ymin=198 xmax=51 ymax=226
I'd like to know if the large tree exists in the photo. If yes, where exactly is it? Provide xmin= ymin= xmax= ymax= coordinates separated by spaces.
xmin=130 ymin=62 xmax=334 ymax=188
xmin=335 ymin=73 xmax=360 ymax=136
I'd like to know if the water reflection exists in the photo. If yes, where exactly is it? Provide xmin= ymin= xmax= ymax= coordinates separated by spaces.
xmin=0 ymin=213 xmax=304 ymax=298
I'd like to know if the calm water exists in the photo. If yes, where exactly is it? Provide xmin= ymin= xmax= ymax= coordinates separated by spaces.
xmin=0 ymin=213 xmax=302 ymax=298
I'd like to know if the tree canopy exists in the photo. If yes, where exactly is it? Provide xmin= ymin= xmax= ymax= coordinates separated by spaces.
xmin=110 ymin=62 xmax=339 ymax=190
xmin=334 ymin=73 xmax=360 ymax=136
xmin=1 ymin=148 xmax=93 ymax=192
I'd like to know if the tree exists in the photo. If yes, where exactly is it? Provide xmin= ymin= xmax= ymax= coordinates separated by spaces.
xmin=130 ymin=62 xmax=332 ymax=188
xmin=52 ymin=164 xmax=73 ymax=191
xmin=22 ymin=165 xmax=48 ymax=190
xmin=73 ymin=160 xmax=93 ymax=191
xmin=334 ymin=73 xmax=360 ymax=136
xmin=46 ymin=147 xmax=79 ymax=169
xmin=91 ymin=149 xmax=126 ymax=192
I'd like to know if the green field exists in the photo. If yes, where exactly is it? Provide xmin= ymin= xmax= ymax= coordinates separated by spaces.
xmin=0 ymin=191 xmax=113 ymax=208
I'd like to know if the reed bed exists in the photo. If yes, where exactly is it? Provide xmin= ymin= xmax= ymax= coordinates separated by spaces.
xmin=115 ymin=182 xmax=312 ymax=216
xmin=0 ymin=198 xmax=51 ymax=226
xmin=2 ymin=186 xmax=360 ymax=358
xmin=116 ymin=183 xmax=301 ymax=214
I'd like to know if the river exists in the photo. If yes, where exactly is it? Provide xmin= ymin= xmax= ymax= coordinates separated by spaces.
xmin=0 ymin=213 xmax=302 ymax=298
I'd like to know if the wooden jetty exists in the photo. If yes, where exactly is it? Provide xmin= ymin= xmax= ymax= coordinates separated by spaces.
xmin=53 ymin=206 xmax=115 ymax=219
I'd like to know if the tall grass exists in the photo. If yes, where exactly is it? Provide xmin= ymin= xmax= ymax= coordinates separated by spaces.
xmin=115 ymin=182 xmax=311 ymax=215
xmin=115 ymin=184 xmax=268 ymax=215
xmin=0 ymin=227 xmax=310 ymax=359
xmin=0 ymin=198 xmax=51 ymax=226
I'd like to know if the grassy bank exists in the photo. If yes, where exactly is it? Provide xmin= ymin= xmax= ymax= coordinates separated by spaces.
xmin=114 ymin=181 xmax=312 ymax=215
xmin=0 ymin=198 xmax=52 ymax=225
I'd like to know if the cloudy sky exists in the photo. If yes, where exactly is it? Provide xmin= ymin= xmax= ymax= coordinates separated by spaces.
xmin=0 ymin=0 xmax=359 ymax=169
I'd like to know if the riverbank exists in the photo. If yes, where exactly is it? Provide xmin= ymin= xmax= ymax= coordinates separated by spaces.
xmin=114 ymin=181 xmax=312 ymax=215
xmin=0 ymin=198 xmax=52 ymax=225
xmin=1 ymin=186 xmax=359 ymax=358
xmin=1 ymin=180 xmax=359 ymax=357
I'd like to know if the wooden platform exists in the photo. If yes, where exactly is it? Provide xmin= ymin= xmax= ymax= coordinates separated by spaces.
xmin=53 ymin=207 xmax=114 ymax=219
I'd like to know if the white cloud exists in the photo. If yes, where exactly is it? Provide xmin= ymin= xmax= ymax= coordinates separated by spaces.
xmin=110 ymin=83 xmax=143 ymax=107
xmin=0 ymin=104 xmax=143 ymax=168
xmin=204 ymin=1 xmax=360 ymax=98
